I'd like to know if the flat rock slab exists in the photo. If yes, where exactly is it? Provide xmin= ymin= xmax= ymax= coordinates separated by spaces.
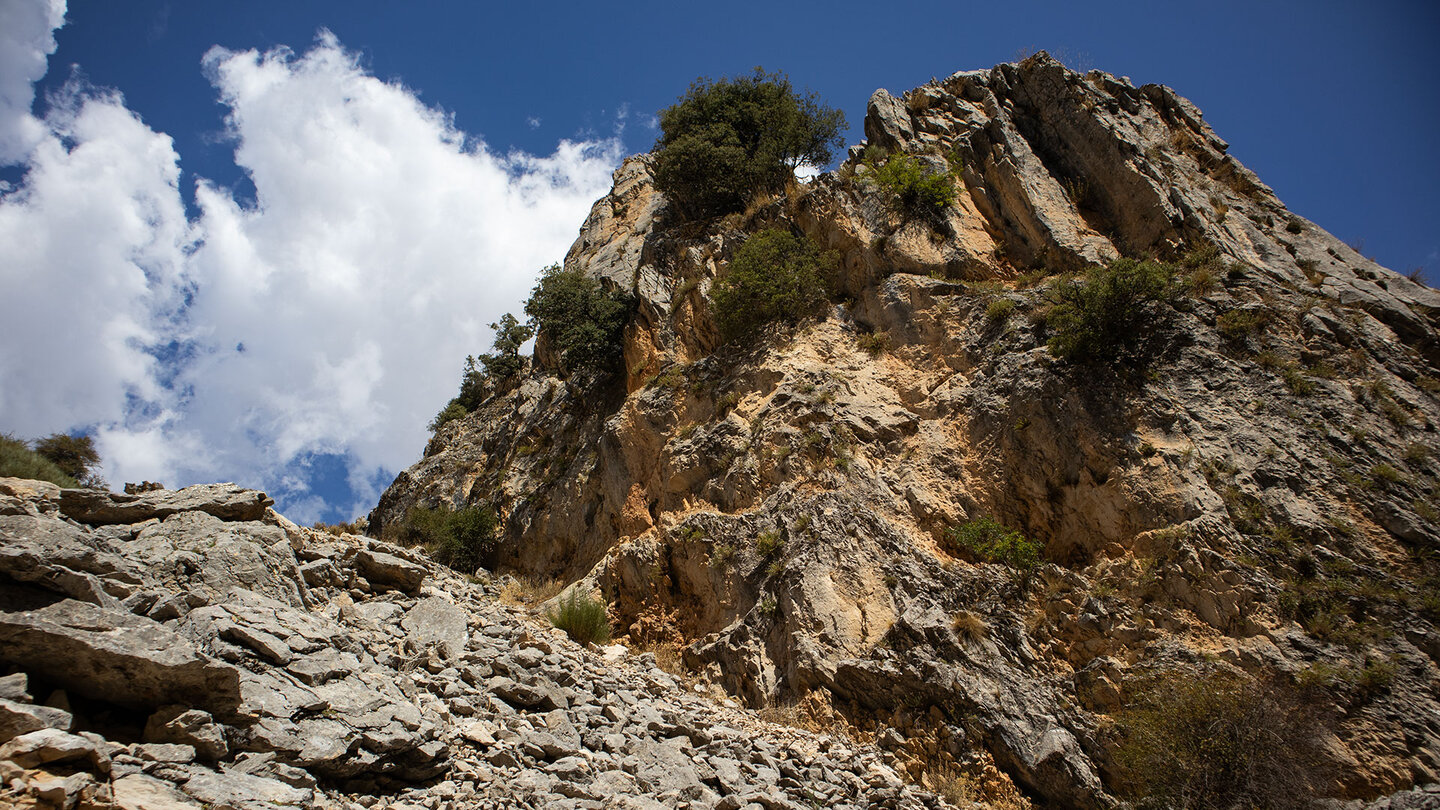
xmin=0 ymin=599 xmax=241 ymax=712
xmin=59 ymin=483 xmax=274 ymax=526
xmin=401 ymin=597 xmax=468 ymax=660
xmin=355 ymin=549 xmax=426 ymax=593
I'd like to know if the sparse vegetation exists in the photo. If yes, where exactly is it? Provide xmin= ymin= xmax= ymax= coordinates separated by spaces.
xmin=1044 ymin=258 xmax=1177 ymax=364
xmin=944 ymin=517 xmax=1044 ymax=580
xmin=856 ymin=331 xmax=890 ymax=356
xmin=985 ymin=298 xmax=1016 ymax=325
xmin=755 ymin=529 xmax=785 ymax=557
xmin=400 ymin=503 xmax=498 ymax=573
xmin=547 ymin=589 xmax=612 ymax=644
xmin=652 ymin=69 xmax=846 ymax=219
xmin=711 ymin=229 xmax=837 ymax=342
xmin=0 ymin=433 xmax=80 ymax=488
xmin=951 ymin=610 xmax=988 ymax=643
xmin=1112 ymin=670 xmax=1323 ymax=809
xmin=869 ymin=152 xmax=957 ymax=224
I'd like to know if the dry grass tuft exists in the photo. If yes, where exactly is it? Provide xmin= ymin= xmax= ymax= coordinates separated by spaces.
xmin=952 ymin=610 xmax=989 ymax=643
xmin=499 ymin=575 xmax=564 ymax=606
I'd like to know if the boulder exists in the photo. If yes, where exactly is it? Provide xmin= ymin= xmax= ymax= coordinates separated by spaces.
xmin=58 ymin=483 xmax=274 ymax=526
xmin=0 ymin=728 xmax=109 ymax=773
xmin=0 ymin=697 xmax=72 ymax=743
xmin=0 ymin=599 xmax=241 ymax=713
xmin=401 ymin=597 xmax=469 ymax=660
xmin=355 ymin=549 xmax=426 ymax=593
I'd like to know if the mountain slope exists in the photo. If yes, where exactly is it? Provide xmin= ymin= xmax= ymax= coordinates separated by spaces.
xmin=372 ymin=53 xmax=1440 ymax=807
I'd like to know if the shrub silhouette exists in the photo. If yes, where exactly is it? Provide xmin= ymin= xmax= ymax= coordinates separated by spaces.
xmin=0 ymin=434 xmax=78 ymax=488
xmin=653 ymin=68 xmax=845 ymax=219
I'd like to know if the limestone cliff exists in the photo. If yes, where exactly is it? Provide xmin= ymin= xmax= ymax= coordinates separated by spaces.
xmin=372 ymin=54 xmax=1440 ymax=807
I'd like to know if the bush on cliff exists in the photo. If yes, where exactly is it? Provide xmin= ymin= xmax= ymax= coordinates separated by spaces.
xmin=711 ymin=229 xmax=837 ymax=342
xmin=1044 ymin=258 xmax=1178 ymax=364
xmin=402 ymin=503 xmax=498 ymax=573
xmin=869 ymin=152 xmax=957 ymax=225
xmin=1112 ymin=670 xmax=1323 ymax=809
xmin=0 ymin=434 xmax=79 ymax=488
xmin=653 ymin=69 xmax=846 ymax=219
xmin=943 ymin=516 xmax=1044 ymax=581
xmin=525 ymin=264 xmax=633 ymax=377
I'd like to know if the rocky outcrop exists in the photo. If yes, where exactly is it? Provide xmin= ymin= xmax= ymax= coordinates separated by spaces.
xmin=0 ymin=477 xmax=948 ymax=809
xmin=373 ymin=54 xmax=1440 ymax=807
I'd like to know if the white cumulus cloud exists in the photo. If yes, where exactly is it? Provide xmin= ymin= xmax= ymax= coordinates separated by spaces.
xmin=1 ymin=23 xmax=624 ymax=521
xmin=0 ymin=0 xmax=64 ymax=163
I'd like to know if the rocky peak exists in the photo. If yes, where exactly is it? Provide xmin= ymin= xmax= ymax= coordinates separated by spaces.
xmin=370 ymin=54 xmax=1440 ymax=808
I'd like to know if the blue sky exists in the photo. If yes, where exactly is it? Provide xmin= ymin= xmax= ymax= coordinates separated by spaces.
xmin=2 ymin=0 xmax=1436 ymax=523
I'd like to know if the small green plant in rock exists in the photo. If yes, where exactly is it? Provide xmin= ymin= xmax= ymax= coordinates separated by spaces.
xmin=856 ymin=331 xmax=890 ymax=356
xmin=756 ymin=530 xmax=785 ymax=557
xmin=984 ymin=298 xmax=1016 ymax=325
xmin=547 ymin=589 xmax=612 ymax=645
xmin=1216 ymin=309 xmax=1269 ymax=343
xmin=944 ymin=517 xmax=1044 ymax=580
xmin=869 ymin=153 xmax=957 ymax=225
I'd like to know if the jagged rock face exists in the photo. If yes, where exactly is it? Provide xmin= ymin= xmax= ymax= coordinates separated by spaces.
xmin=374 ymin=54 xmax=1440 ymax=806
xmin=0 ymin=478 xmax=950 ymax=809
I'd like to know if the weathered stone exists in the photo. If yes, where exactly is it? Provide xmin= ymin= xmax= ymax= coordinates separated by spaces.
xmin=0 ymin=697 xmax=72 ymax=742
xmin=0 ymin=728 xmax=109 ymax=773
xmin=57 ymin=483 xmax=274 ymax=526
xmin=402 ymin=597 xmax=469 ymax=660
xmin=354 ymin=549 xmax=426 ymax=594
xmin=113 ymin=773 xmax=203 ymax=810
xmin=143 ymin=707 xmax=229 ymax=762
xmin=0 ymin=599 xmax=240 ymax=712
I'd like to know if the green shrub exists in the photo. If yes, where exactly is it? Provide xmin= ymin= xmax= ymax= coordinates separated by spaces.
xmin=711 ymin=229 xmax=836 ymax=342
xmin=652 ymin=68 xmax=846 ymax=219
xmin=429 ymin=401 xmax=470 ymax=432
xmin=0 ymin=434 xmax=79 ymax=488
xmin=1113 ymin=670 xmax=1322 ymax=809
xmin=1045 ymin=258 xmax=1178 ymax=364
xmin=870 ymin=153 xmax=956 ymax=224
xmin=32 ymin=433 xmax=101 ymax=484
xmin=525 ymin=264 xmax=633 ymax=376
xmin=944 ymin=517 xmax=1044 ymax=577
xmin=402 ymin=503 xmax=498 ymax=573
xmin=984 ymin=298 xmax=1016 ymax=325
xmin=547 ymin=589 xmax=611 ymax=644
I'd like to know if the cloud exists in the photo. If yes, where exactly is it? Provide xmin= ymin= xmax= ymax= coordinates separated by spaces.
xmin=526 ymin=115 xmax=540 ymax=128
xmin=0 ymin=83 xmax=191 ymax=442
xmin=1 ymin=26 xmax=625 ymax=519
xmin=0 ymin=0 xmax=65 ymax=163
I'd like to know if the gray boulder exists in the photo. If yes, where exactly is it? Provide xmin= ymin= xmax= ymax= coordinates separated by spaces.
xmin=0 ymin=599 xmax=241 ymax=712
xmin=58 ymin=483 xmax=274 ymax=525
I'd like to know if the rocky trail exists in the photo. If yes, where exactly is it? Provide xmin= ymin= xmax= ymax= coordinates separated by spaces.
xmin=0 ymin=477 xmax=948 ymax=809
